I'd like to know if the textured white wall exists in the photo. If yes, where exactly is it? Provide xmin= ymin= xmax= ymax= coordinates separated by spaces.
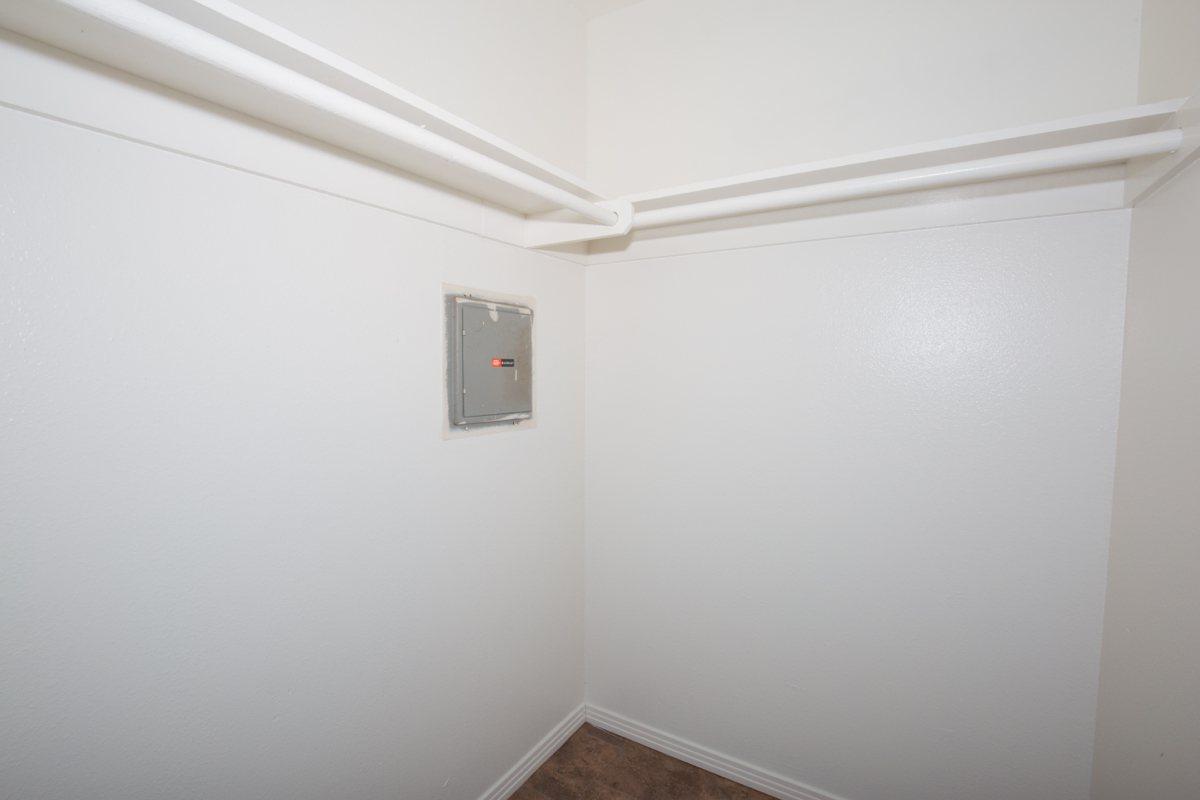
xmin=1136 ymin=0 xmax=1200 ymax=102
xmin=585 ymin=0 xmax=1142 ymax=194
xmin=585 ymin=211 xmax=1130 ymax=800
xmin=0 ymin=5 xmax=1166 ymax=800
xmin=1089 ymin=7 xmax=1200 ymax=797
xmin=234 ymin=0 xmax=589 ymax=175
xmin=1090 ymin=158 xmax=1200 ymax=800
xmin=0 ymin=106 xmax=585 ymax=800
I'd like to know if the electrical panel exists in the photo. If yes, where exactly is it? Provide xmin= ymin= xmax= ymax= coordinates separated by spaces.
xmin=446 ymin=295 xmax=533 ymax=427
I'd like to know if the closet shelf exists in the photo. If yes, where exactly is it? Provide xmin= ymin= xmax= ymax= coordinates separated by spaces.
xmin=0 ymin=0 xmax=611 ymax=221
xmin=623 ymin=100 xmax=1185 ymax=212
xmin=2 ymin=1 xmax=1192 ymax=250
xmin=524 ymin=99 xmax=1188 ymax=246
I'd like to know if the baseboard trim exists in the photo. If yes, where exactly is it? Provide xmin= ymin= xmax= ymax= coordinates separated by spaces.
xmin=478 ymin=702 xmax=848 ymax=800
xmin=584 ymin=705 xmax=847 ymax=800
xmin=477 ymin=703 xmax=586 ymax=800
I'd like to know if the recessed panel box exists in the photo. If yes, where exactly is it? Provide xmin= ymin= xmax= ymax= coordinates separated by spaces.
xmin=446 ymin=295 xmax=533 ymax=427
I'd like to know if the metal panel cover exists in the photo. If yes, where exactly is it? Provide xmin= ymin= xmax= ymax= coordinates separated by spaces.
xmin=448 ymin=296 xmax=532 ymax=426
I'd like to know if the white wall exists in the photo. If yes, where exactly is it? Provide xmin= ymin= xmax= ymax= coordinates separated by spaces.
xmin=0 ymin=5 xmax=1172 ymax=800
xmin=585 ymin=0 xmax=1142 ymax=195
xmin=1136 ymin=0 xmax=1200 ymax=102
xmin=1089 ymin=3 xmax=1200 ymax=792
xmin=1090 ymin=159 xmax=1200 ymax=800
xmin=0 ymin=101 xmax=585 ymax=800
xmin=234 ymin=0 xmax=589 ymax=175
xmin=585 ymin=210 xmax=1131 ymax=800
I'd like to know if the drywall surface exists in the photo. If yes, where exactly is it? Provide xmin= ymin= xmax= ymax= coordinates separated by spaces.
xmin=233 ymin=0 xmax=588 ymax=175
xmin=1136 ymin=0 xmax=1200 ymax=102
xmin=585 ymin=211 xmax=1131 ymax=800
xmin=1089 ymin=9 xmax=1200 ymax=797
xmin=574 ymin=0 xmax=645 ymax=20
xmin=0 ymin=106 xmax=585 ymax=800
xmin=1090 ymin=161 xmax=1200 ymax=800
xmin=585 ymin=0 xmax=1141 ymax=195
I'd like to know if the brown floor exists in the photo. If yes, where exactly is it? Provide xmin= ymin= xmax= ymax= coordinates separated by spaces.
xmin=511 ymin=723 xmax=775 ymax=800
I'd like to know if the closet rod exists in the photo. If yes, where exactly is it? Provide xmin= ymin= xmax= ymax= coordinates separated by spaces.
xmin=57 ymin=0 xmax=620 ymax=227
xmin=632 ymin=129 xmax=1184 ymax=230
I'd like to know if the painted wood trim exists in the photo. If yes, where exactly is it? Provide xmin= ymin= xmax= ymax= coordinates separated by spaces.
xmin=477 ymin=704 xmax=587 ymax=800
xmin=585 ymin=705 xmax=852 ymax=800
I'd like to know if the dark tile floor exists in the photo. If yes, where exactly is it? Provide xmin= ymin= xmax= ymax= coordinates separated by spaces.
xmin=511 ymin=723 xmax=775 ymax=800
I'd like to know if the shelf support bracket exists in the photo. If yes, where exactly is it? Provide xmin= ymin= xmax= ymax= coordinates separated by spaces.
xmin=525 ymin=199 xmax=634 ymax=248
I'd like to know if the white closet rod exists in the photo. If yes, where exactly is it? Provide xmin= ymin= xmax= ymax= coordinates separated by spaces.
xmin=632 ymin=129 xmax=1184 ymax=230
xmin=57 ymin=0 xmax=620 ymax=227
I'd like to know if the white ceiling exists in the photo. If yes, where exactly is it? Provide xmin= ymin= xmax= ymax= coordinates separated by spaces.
xmin=573 ymin=0 xmax=644 ymax=21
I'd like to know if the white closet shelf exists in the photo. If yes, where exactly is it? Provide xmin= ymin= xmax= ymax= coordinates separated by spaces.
xmin=2 ymin=0 xmax=1193 ymax=250
xmin=526 ymin=100 xmax=1187 ymax=246
xmin=0 ymin=0 xmax=609 ymax=219
xmin=621 ymin=101 xmax=1185 ymax=213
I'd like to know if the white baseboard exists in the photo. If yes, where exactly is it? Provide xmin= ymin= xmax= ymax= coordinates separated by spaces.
xmin=584 ymin=705 xmax=848 ymax=800
xmin=477 ymin=703 xmax=586 ymax=800
xmin=478 ymin=701 xmax=848 ymax=800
